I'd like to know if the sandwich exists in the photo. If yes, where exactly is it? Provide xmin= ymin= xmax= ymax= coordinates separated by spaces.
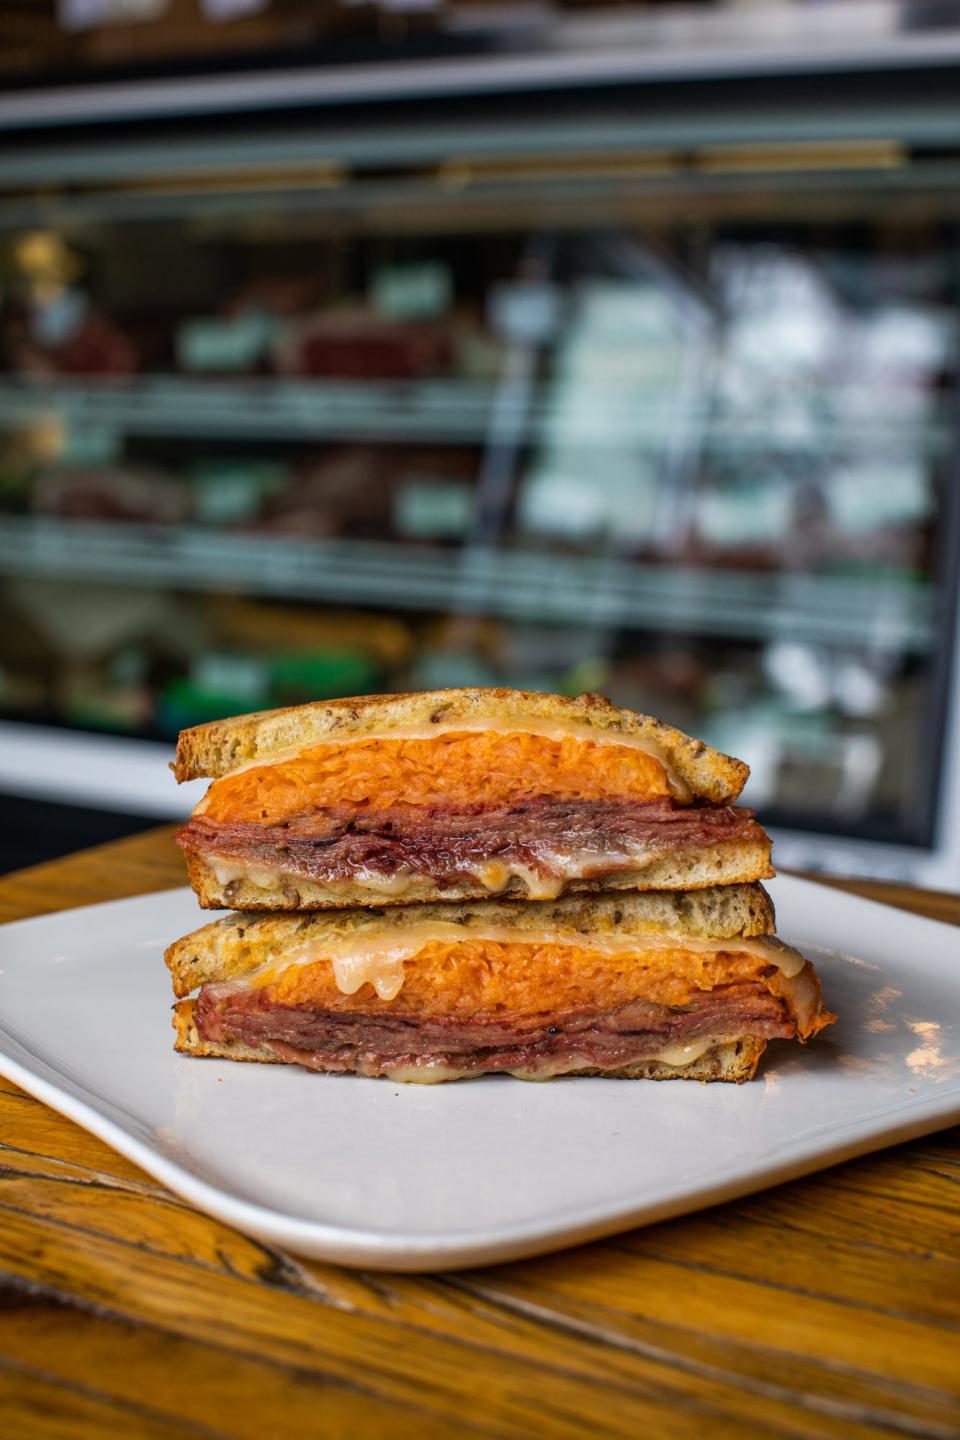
xmin=172 ymin=688 xmax=774 ymax=911
xmin=165 ymin=883 xmax=834 ymax=1083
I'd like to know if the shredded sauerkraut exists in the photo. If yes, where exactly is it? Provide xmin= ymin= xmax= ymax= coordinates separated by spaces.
xmin=202 ymin=730 xmax=672 ymax=825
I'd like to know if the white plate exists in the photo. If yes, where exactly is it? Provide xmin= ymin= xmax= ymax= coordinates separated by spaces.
xmin=0 ymin=876 xmax=958 ymax=1272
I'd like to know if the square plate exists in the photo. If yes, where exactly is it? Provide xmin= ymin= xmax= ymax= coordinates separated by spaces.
xmin=0 ymin=875 xmax=957 ymax=1272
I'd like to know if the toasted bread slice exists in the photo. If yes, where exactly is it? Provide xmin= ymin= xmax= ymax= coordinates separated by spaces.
xmin=172 ymin=688 xmax=748 ymax=805
xmin=172 ymin=997 xmax=768 ymax=1083
xmin=165 ymin=882 xmax=776 ymax=999
xmin=183 ymin=833 xmax=774 ymax=913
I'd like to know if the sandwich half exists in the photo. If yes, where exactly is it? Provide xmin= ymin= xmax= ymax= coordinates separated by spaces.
xmin=173 ymin=688 xmax=773 ymax=910
xmin=166 ymin=884 xmax=834 ymax=1083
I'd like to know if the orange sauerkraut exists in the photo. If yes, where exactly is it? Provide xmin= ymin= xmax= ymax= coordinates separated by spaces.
xmin=254 ymin=940 xmax=768 ymax=1017
xmin=201 ymin=731 xmax=671 ymax=825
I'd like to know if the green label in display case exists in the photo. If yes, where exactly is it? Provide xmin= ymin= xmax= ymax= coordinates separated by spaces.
xmin=371 ymin=264 xmax=452 ymax=321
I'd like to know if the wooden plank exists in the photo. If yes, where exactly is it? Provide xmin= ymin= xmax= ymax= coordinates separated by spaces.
xmin=0 ymin=826 xmax=184 ymax=926
xmin=0 ymin=1135 xmax=958 ymax=1439
xmin=0 ymin=1200 xmax=814 ymax=1440
xmin=0 ymin=1278 xmax=471 ymax=1440
xmin=0 ymin=1358 xmax=224 ymax=1440
xmin=0 ymin=1219 xmax=948 ymax=1440
xmin=0 ymin=1089 xmax=163 ymax=1188
xmin=800 ymin=873 xmax=960 ymax=929
xmin=464 ymin=1248 xmax=959 ymax=1394
xmin=447 ymin=1273 xmax=960 ymax=1440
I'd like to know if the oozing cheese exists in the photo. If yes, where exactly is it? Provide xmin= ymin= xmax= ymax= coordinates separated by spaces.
xmin=211 ymin=860 xmax=419 ymax=898
xmin=327 ymin=943 xmax=407 ymax=1001
xmin=383 ymin=1036 xmax=717 ymax=1084
xmin=197 ymin=724 xmax=690 ymax=825
xmin=212 ymin=860 xmax=285 ymax=892
xmin=474 ymin=861 xmax=566 ymax=900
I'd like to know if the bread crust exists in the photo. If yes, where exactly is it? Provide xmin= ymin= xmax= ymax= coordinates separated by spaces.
xmin=164 ymin=881 xmax=776 ymax=998
xmin=184 ymin=836 xmax=774 ymax=915
xmin=172 ymin=999 xmax=765 ymax=1082
xmin=171 ymin=688 xmax=748 ymax=805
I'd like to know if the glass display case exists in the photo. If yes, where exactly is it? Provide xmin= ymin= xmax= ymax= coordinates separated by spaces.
xmin=1 ymin=39 xmax=958 ymax=883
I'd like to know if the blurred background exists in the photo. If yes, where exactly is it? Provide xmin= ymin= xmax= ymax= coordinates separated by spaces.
xmin=0 ymin=0 xmax=958 ymax=887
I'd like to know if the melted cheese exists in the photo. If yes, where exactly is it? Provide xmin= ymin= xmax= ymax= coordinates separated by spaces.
xmin=243 ymin=923 xmax=806 ymax=1004
xmin=473 ymin=850 xmax=642 ymax=898
xmin=208 ymin=844 xmax=656 ymax=904
xmin=384 ymin=1035 xmax=717 ymax=1084
xmin=328 ymin=944 xmax=407 ymax=1001
xmin=647 ymin=1036 xmax=716 ymax=1068
xmin=474 ymin=860 xmax=566 ymax=900
xmin=339 ymin=870 xmax=416 ymax=896
xmin=212 ymin=859 xmax=285 ymax=892
xmin=211 ymin=860 xmax=420 ymax=898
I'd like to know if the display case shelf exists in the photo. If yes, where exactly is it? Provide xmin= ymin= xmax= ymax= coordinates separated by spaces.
xmin=0 ymin=379 xmax=949 ymax=451
xmin=0 ymin=378 xmax=503 ymax=445
xmin=0 ymin=514 xmax=933 ymax=650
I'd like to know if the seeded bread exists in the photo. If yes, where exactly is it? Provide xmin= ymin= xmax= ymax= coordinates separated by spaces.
xmin=171 ymin=999 xmax=767 ymax=1083
xmin=171 ymin=688 xmax=749 ymax=805
xmin=164 ymin=881 xmax=776 ymax=999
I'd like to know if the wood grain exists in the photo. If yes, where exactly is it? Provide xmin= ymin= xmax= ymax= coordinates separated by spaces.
xmin=0 ymin=829 xmax=958 ymax=1440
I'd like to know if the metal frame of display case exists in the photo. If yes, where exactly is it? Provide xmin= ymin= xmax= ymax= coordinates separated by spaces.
xmin=5 ymin=5 xmax=960 ymax=134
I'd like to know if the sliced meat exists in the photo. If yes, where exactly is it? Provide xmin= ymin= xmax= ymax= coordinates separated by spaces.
xmin=195 ymin=979 xmax=796 ymax=1077
xmin=178 ymin=797 xmax=764 ymax=890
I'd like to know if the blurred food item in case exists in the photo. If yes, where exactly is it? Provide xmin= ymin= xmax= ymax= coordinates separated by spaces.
xmin=33 ymin=466 xmax=191 ymax=525
xmin=274 ymin=307 xmax=452 ymax=380
xmin=701 ymin=243 xmax=946 ymax=573
xmin=0 ymin=440 xmax=485 ymax=543
xmin=254 ymin=447 xmax=390 ymax=538
xmin=519 ymin=278 xmax=682 ymax=550
xmin=213 ymin=597 xmax=414 ymax=668
xmin=154 ymin=595 xmax=412 ymax=734
xmin=0 ymin=231 xmax=512 ymax=384
xmin=0 ymin=418 xmax=68 ymax=513
xmin=178 ymin=312 xmax=282 ymax=375
xmin=156 ymin=643 xmax=382 ymax=735
xmin=251 ymin=445 xmax=479 ymax=543
xmin=190 ymin=459 xmax=288 ymax=526
xmin=2 ymin=233 xmax=138 ymax=378
xmin=691 ymin=468 xmax=795 ymax=571
xmin=177 ymin=274 xmax=321 ymax=376
xmin=392 ymin=450 xmax=477 ymax=541
xmin=1 ymin=235 xmax=502 ymax=387
xmin=451 ymin=305 xmax=505 ymax=382
xmin=0 ymin=578 xmax=195 ymax=733
xmin=590 ymin=650 xmax=707 ymax=739
xmin=407 ymin=614 xmax=506 ymax=691
xmin=158 ymin=653 xmax=272 ymax=737
xmin=370 ymin=263 xmax=452 ymax=323
xmin=270 ymin=649 xmax=381 ymax=707
xmin=699 ymin=637 xmax=914 ymax=824
xmin=393 ymin=474 xmax=474 ymax=541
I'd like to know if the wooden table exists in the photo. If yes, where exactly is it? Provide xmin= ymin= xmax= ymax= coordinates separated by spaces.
xmin=1 ymin=829 xmax=958 ymax=1440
